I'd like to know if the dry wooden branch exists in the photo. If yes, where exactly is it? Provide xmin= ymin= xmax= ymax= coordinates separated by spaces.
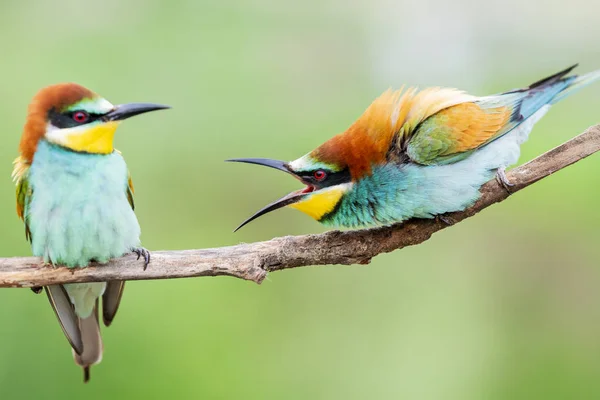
xmin=1 ymin=124 xmax=599 ymax=288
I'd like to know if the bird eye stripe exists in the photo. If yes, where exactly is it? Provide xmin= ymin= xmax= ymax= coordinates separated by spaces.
xmin=48 ymin=109 xmax=103 ymax=129
xmin=298 ymin=168 xmax=351 ymax=187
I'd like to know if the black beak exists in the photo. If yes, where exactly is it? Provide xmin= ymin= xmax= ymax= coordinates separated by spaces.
xmin=233 ymin=191 xmax=307 ymax=232
xmin=226 ymin=158 xmax=309 ymax=231
xmin=225 ymin=158 xmax=292 ymax=175
xmin=104 ymin=103 xmax=171 ymax=122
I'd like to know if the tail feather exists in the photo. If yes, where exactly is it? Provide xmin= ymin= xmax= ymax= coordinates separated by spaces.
xmin=477 ymin=65 xmax=600 ymax=143
xmin=551 ymin=68 xmax=600 ymax=104
xmin=73 ymin=301 xmax=103 ymax=383
xmin=46 ymin=286 xmax=104 ymax=383
xmin=102 ymin=280 xmax=126 ymax=327
xmin=45 ymin=285 xmax=84 ymax=355
xmin=528 ymin=64 xmax=578 ymax=89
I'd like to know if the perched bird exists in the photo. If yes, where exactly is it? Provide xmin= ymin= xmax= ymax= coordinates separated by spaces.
xmin=229 ymin=65 xmax=599 ymax=229
xmin=12 ymin=83 xmax=169 ymax=381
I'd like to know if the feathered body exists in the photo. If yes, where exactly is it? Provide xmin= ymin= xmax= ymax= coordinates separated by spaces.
xmin=231 ymin=65 xmax=600 ymax=230
xmin=12 ymin=83 xmax=167 ymax=381
xmin=320 ymin=106 xmax=544 ymax=227
xmin=26 ymin=140 xmax=140 ymax=270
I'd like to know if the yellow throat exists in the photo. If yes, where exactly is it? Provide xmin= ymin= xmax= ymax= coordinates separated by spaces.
xmin=63 ymin=121 xmax=120 ymax=154
xmin=289 ymin=187 xmax=345 ymax=220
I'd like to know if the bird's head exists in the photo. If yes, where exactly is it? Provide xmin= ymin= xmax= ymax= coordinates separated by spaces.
xmin=228 ymin=91 xmax=402 ymax=230
xmin=227 ymin=150 xmax=354 ymax=230
xmin=19 ymin=83 xmax=170 ymax=162
xmin=228 ymin=91 xmax=405 ymax=231
xmin=229 ymin=87 xmax=474 ymax=230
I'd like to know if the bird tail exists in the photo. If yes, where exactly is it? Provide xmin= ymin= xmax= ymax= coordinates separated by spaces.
xmin=45 ymin=285 xmax=104 ymax=383
xmin=550 ymin=67 xmax=600 ymax=104
xmin=73 ymin=303 xmax=103 ymax=383
xmin=505 ymin=64 xmax=600 ymax=120
xmin=479 ymin=65 xmax=600 ymax=139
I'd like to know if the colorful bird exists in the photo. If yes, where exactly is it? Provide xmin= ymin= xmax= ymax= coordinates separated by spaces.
xmin=229 ymin=65 xmax=599 ymax=230
xmin=12 ymin=83 xmax=169 ymax=382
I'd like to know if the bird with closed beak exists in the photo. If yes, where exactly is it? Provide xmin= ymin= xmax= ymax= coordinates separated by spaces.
xmin=229 ymin=65 xmax=600 ymax=230
xmin=12 ymin=83 xmax=169 ymax=382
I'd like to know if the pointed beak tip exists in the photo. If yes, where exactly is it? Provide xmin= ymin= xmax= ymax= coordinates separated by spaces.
xmin=233 ymin=217 xmax=254 ymax=232
xmin=106 ymin=103 xmax=172 ymax=121
xmin=138 ymin=103 xmax=172 ymax=112
xmin=228 ymin=158 xmax=309 ymax=230
xmin=233 ymin=191 xmax=308 ymax=231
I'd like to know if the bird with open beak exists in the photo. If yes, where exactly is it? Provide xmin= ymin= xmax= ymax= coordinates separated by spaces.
xmin=12 ymin=83 xmax=169 ymax=381
xmin=229 ymin=65 xmax=600 ymax=230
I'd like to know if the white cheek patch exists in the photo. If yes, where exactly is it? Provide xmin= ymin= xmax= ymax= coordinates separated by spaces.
xmin=307 ymin=182 xmax=354 ymax=199
xmin=45 ymin=122 xmax=97 ymax=146
xmin=335 ymin=182 xmax=353 ymax=193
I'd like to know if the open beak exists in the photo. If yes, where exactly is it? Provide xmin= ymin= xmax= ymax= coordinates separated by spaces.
xmin=226 ymin=158 xmax=292 ymax=175
xmin=103 ymin=103 xmax=171 ymax=122
xmin=226 ymin=158 xmax=313 ymax=231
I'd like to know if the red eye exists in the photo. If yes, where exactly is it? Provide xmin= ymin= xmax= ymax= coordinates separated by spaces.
xmin=313 ymin=170 xmax=327 ymax=181
xmin=72 ymin=111 xmax=89 ymax=123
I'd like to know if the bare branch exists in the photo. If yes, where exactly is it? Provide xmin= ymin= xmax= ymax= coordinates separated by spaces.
xmin=1 ymin=125 xmax=599 ymax=288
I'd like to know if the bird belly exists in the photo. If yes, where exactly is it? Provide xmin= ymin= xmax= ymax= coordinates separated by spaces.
xmin=27 ymin=141 xmax=141 ymax=268
xmin=327 ymin=106 xmax=549 ymax=227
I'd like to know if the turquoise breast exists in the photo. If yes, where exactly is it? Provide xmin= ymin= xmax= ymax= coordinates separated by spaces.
xmin=26 ymin=140 xmax=140 ymax=268
xmin=322 ymin=163 xmax=495 ymax=228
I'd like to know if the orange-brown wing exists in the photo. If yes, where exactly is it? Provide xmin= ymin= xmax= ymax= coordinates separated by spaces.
xmin=406 ymin=102 xmax=511 ymax=165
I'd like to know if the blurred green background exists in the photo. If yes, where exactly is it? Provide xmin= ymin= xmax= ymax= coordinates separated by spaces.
xmin=1 ymin=1 xmax=600 ymax=398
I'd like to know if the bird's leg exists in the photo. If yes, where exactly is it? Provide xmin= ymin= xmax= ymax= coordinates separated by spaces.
xmin=132 ymin=248 xmax=151 ymax=270
xmin=496 ymin=167 xmax=514 ymax=194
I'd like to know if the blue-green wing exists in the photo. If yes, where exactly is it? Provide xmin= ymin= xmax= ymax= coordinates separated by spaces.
xmin=16 ymin=169 xmax=32 ymax=242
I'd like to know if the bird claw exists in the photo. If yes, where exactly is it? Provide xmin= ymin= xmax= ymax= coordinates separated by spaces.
xmin=496 ymin=167 xmax=514 ymax=194
xmin=30 ymin=286 xmax=43 ymax=294
xmin=132 ymin=248 xmax=151 ymax=270
xmin=436 ymin=214 xmax=455 ymax=226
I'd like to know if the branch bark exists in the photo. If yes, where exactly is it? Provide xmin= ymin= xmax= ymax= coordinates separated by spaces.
xmin=2 ymin=124 xmax=599 ymax=288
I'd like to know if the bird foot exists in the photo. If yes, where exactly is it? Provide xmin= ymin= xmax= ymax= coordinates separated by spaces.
xmin=496 ymin=167 xmax=514 ymax=194
xmin=132 ymin=248 xmax=151 ymax=270
xmin=436 ymin=214 xmax=455 ymax=226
